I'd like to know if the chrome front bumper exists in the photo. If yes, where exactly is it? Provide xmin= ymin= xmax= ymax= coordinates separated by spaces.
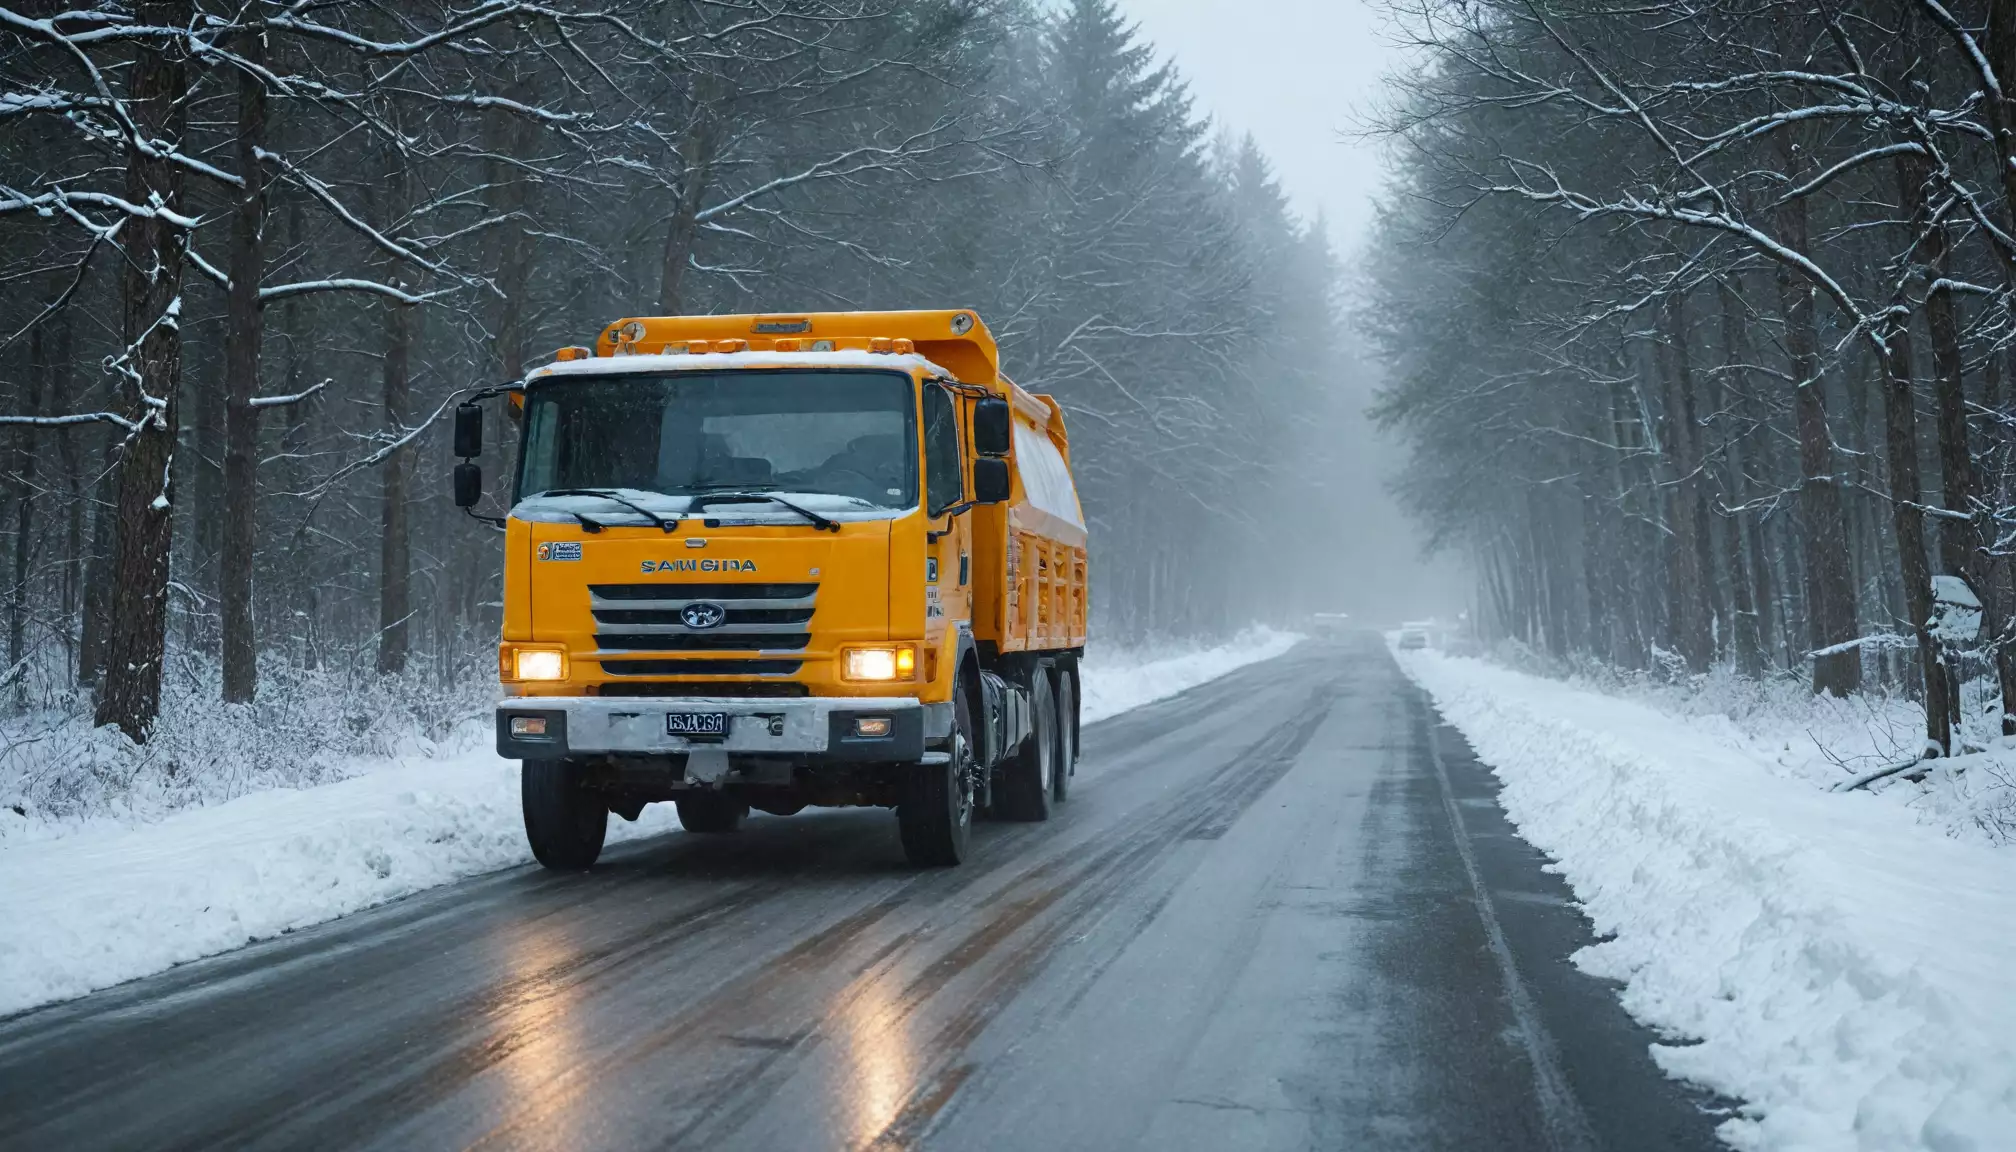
xmin=495 ymin=695 xmax=948 ymax=763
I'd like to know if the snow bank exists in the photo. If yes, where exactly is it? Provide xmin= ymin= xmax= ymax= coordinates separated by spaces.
xmin=0 ymin=633 xmax=1296 ymax=1018
xmin=1465 ymin=638 xmax=2016 ymax=845
xmin=1398 ymin=649 xmax=2016 ymax=1152
xmin=1 ymin=656 xmax=497 ymax=845
xmin=0 ymin=751 xmax=682 ymax=1018
xmin=1077 ymin=626 xmax=1301 ymax=723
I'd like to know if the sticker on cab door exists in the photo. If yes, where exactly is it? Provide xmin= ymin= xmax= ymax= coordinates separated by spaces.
xmin=537 ymin=541 xmax=582 ymax=562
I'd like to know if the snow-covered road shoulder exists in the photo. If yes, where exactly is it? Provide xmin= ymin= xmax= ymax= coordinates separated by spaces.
xmin=1077 ymin=626 xmax=1301 ymax=723
xmin=0 ymin=754 xmax=686 ymax=1018
xmin=0 ymin=630 xmax=1297 ymax=1019
xmin=1398 ymin=649 xmax=2016 ymax=1152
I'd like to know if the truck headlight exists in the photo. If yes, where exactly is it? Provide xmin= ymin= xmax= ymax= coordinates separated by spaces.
xmin=505 ymin=645 xmax=568 ymax=682
xmin=842 ymin=645 xmax=916 ymax=681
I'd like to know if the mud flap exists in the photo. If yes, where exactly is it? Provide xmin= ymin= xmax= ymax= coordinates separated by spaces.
xmin=685 ymin=748 xmax=731 ymax=784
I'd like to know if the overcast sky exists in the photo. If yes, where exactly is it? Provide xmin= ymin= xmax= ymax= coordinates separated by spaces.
xmin=1117 ymin=0 xmax=1403 ymax=254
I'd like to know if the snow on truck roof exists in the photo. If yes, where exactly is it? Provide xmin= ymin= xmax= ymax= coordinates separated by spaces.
xmin=528 ymin=348 xmax=957 ymax=382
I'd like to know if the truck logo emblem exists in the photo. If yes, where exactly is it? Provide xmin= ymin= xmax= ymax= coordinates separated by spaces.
xmin=681 ymin=602 xmax=727 ymax=629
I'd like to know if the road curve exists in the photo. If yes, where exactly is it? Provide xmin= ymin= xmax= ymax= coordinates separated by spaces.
xmin=0 ymin=634 xmax=1726 ymax=1151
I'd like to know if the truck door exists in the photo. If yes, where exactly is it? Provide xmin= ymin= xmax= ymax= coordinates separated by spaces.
xmin=922 ymin=383 xmax=971 ymax=648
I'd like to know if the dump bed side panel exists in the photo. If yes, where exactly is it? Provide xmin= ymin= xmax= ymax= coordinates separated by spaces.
xmin=977 ymin=393 xmax=1088 ymax=655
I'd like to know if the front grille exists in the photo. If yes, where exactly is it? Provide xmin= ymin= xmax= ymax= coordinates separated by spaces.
xmin=589 ymin=583 xmax=817 ymax=601
xmin=594 ymin=632 xmax=811 ymax=652
xmin=594 ymin=607 xmax=813 ymax=626
xmin=595 ymin=681 xmax=812 ymax=698
xmin=589 ymin=582 xmax=819 ymax=657
xmin=599 ymin=658 xmax=803 ymax=677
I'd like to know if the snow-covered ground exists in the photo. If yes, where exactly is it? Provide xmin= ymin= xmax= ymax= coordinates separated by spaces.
xmin=1397 ymin=647 xmax=2016 ymax=1152
xmin=1077 ymin=625 xmax=1301 ymax=723
xmin=0 ymin=629 xmax=1297 ymax=1019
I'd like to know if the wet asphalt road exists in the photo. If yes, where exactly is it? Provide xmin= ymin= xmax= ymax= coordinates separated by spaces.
xmin=0 ymin=634 xmax=1727 ymax=1152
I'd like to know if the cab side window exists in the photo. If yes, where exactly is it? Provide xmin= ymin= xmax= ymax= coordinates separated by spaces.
xmin=924 ymin=385 xmax=963 ymax=517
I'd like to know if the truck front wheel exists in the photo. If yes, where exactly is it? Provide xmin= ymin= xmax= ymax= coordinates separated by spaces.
xmin=899 ymin=686 xmax=975 ymax=866
xmin=995 ymin=671 xmax=1055 ymax=822
xmin=522 ymin=758 xmax=608 ymax=870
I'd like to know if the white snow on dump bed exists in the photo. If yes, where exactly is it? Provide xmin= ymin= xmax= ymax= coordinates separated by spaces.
xmin=1398 ymin=648 xmax=2016 ymax=1152
xmin=0 ymin=630 xmax=1297 ymax=1018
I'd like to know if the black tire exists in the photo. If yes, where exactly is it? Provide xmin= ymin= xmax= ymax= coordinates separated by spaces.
xmin=899 ymin=686 xmax=975 ymax=866
xmin=1052 ymin=668 xmax=1075 ymax=802
xmin=676 ymin=791 xmax=748 ymax=834
xmin=522 ymin=758 xmax=607 ymax=870
xmin=994 ymin=670 xmax=1055 ymax=822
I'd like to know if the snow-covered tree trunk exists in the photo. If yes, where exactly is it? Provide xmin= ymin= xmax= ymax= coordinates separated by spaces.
xmin=1774 ymin=178 xmax=1860 ymax=696
xmin=220 ymin=31 xmax=268 ymax=704
xmin=97 ymin=0 xmax=194 ymax=740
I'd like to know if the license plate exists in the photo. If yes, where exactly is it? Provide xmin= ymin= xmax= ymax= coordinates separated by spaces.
xmin=666 ymin=712 xmax=729 ymax=739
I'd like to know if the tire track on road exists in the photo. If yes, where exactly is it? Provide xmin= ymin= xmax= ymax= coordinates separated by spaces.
xmin=465 ymin=679 xmax=1339 ymax=1152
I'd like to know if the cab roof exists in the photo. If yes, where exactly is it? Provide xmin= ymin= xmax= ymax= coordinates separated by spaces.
xmin=527 ymin=348 xmax=955 ymax=383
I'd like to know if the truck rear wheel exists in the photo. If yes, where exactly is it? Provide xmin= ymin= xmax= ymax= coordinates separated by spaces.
xmin=522 ymin=759 xmax=607 ymax=870
xmin=676 ymin=791 xmax=748 ymax=834
xmin=1052 ymin=668 xmax=1075 ymax=803
xmin=899 ymin=686 xmax=975 ymax=866
xmin=994 ymin=671 xmax=1055 ymax=822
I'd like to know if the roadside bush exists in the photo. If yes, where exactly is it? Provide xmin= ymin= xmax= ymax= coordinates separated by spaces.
xmin=0 ymin=651 xmax=492 ymax=841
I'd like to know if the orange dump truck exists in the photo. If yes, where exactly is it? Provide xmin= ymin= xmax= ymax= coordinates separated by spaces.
xmin=450 ymin=310 xmax=1088 ymax=868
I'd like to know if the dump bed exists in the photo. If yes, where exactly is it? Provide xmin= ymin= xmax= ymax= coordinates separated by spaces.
xmin=975 ymin=386 xmax=1087 ymax=654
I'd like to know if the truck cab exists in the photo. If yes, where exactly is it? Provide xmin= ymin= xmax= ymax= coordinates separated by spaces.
xmin=455 ymin=310 xmax=1088 ymax=869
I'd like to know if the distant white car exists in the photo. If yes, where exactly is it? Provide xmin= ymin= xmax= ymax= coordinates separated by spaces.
xmin=1308 ymin=611 xmax=1352 ymax=636
xmin=1396 ymin=623 xmax=1431 ymax=650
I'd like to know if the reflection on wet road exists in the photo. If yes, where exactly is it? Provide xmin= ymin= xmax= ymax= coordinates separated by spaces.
xmin=0 ymin=635 xmax=1725 ymax=1151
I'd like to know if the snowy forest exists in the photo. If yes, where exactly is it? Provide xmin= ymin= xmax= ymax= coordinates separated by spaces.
xmin=1367 ymin=0 xmax=2016 ymax=756
xmin=0 ymin=0 xmax=1351 ymax=752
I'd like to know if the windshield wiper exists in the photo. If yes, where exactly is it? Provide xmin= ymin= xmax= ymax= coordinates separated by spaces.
xmin=536 ymin=488 xmax=679 ymax=533
xmin=689 ymin=489 xmax=840 ymax=532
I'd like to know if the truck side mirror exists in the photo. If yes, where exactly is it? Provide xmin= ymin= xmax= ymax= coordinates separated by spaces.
xmin=454 ymin=402 xmax=483 ymax=459
xmin=973 ymin=457 xmax=1011 ymax=504
xmin=972 ymin=397 xmax=1011 ymax=457
xmin=454 ymin=462 xmax=482 ymax=508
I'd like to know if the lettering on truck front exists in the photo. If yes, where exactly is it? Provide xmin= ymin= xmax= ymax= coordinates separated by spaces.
xmin=640 ymin=559 xmax=760 ymax=573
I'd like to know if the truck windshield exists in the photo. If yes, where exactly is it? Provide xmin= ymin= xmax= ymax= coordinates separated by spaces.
xmin=515 ymin=369 xmax=918 ymax=510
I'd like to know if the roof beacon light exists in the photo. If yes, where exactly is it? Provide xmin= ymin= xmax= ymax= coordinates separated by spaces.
xmin=774 ymin=338 xmax=802 ymax=351
xmin=716 ymin=339 xmax=748 ymax=354
xmin=662 ymin=342 xmax=688 ymax=355
xmin=612 ymin=320 xmax=646 ymax=355
xmin=891 ymin=338 xmax=915 ymax=354
xmin=553 ymin=346 xmax=592 ymax=361
xmin=868 ymin=337 xmax=894 ymax=354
